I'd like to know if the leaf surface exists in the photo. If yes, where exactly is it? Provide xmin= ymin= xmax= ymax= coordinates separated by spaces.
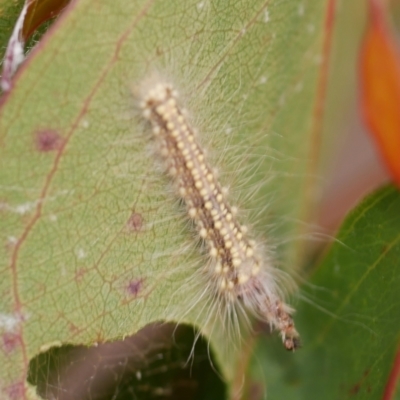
xmin=0 ymin=0 xmax=329 ymax=398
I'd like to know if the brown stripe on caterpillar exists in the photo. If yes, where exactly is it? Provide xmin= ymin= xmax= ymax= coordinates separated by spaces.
xmin=139 ymin=81 xmax=300 ymax=350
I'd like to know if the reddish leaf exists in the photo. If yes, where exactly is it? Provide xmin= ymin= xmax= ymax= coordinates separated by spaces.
xmin=360 ymin=0 xmax=400 ymax=187
xmin=1 ymin=0 xmax=70 ymax=91
xmin=382 ymin=344 xmax=400 ymax=400
xmin=23 ymin=0 xmax=71 ymax=39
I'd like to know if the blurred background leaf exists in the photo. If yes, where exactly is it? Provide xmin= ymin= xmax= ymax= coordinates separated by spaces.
xmin=251 ymin=185 xmax=400 ymax=400
xmin=360 ymin=0 xmax=400 ymax=188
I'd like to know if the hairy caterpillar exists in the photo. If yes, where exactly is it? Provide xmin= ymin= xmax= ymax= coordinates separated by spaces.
xmin=139 ymin=80 xmax=300 ymax=350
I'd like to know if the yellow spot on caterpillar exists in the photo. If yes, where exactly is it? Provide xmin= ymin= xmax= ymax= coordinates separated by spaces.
xmin=238 ymin=274 xmax=249 ymax=284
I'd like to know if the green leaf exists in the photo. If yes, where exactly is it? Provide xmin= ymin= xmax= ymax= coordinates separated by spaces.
xmin=252 ymin=185 xmax=400 ymax=399
xmin=0 ymin=0 xmax=330 ymax=398
xmin=0 ymin=0 xmax=24 ymax=55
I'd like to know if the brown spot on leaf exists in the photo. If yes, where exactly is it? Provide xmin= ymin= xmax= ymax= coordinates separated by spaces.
xmin=348 ymin=369 xmax=371 ymax=396
xmin=126 ymin=212 xmax=144 ymax=232
xmin=381 ymin=244 xmax=390 ymax=255
xmin=68 ymin=323 xmax=80 ymax=334
xmin=2 ymin=332 xmax=20 ymax=354
xmin=74 ymin=268 xmax=87 ymax=283
xmin=349 ymin=382 xmax=361 ymax=395
xmin=35 ymin=129 xmax=63 ymax=152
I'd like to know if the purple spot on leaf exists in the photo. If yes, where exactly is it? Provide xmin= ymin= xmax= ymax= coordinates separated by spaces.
xmin=35 ymin=129 xmax=63 ymax=152
xmin=127 ymin=212 xmax=144 ymax=232
xmin=4 ymin=381 xmax=25 ymax=400
xmin=127 ymin=278 xmax=144 ymax=297
xmin=2 ymin=332 xmax=19 ymax=354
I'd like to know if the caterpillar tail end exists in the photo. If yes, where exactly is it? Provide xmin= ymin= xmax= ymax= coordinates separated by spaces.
xmin=274 ymin=301 xmax=301 ymax=351
xmin=283 ymin=327 xmax=301 ymax=351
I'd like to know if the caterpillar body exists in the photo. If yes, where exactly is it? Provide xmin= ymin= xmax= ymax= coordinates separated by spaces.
xmin=140 ymin=81 xmax=300 ymax=350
